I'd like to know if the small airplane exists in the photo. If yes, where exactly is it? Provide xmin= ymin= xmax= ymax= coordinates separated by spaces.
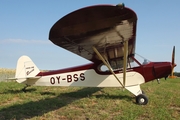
xmin=13 ymin=3 xmax=176 ymax=105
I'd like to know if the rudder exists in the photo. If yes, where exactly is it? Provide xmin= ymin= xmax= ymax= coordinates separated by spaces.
xmin=15 ymin=56 xmax=40 ymax=80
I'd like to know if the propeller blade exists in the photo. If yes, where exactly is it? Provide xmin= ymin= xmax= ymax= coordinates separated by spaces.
xmin=172 ymin=46 xmax=175 ymax=67
xmin=170 ymin=46 xmax=176 ymax=78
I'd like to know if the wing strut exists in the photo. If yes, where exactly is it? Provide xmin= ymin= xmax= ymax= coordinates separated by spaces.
xmin=123 ymin=40 xmax=128 ymax=86
xmin=92 ymin=46 xmax=125 ymax=88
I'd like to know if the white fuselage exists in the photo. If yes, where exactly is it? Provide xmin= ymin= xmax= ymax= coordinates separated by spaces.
xmin=26 ymin=69 xmax=145 ymax=88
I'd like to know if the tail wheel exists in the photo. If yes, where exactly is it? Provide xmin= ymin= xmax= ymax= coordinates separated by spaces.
xmin=136 ymin=94 xmax=148 ymax=105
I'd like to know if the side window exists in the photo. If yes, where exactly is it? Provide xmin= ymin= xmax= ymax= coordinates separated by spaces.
xmin=97 ymin=59 xmax=124 ymax=72
xmin=98 ymin=64 xmax=109 ymax=72
xmin=110 ymin=60 xmax=123 ymax=70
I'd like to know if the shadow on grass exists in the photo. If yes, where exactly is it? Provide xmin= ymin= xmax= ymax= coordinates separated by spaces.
xmin=95 ymin=94 xmax=133 ymax=101
xmin=0 ymin=87 xmax=133 ymax=119
xmin=1 ymin=88 xmax=37 ymax=94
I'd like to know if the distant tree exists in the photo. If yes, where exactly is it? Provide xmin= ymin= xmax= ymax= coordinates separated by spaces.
xmin=174 ymin=72 xmax=180 ymax=77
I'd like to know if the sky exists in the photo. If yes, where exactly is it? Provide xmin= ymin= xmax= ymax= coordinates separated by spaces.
xmin=0 ymin=0 xmax=180 ymax=72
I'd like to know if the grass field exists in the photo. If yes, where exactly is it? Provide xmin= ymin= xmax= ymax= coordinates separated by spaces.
xmin=0 ymin=78 xmax=180 ymax=120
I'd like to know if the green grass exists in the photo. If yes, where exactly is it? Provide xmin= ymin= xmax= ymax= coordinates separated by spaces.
xmin=0 ymin=78 xmax=180 ymax=120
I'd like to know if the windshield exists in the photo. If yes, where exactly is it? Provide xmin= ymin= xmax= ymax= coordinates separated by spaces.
xmin=97 ymin=53 xmax=151 ymax=72
xmin=129 ymin=53 xmax=151 ymax=68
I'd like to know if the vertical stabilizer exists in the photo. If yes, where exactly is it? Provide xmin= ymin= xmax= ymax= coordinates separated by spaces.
xmin=15 ymin=56 xmax=40 ymax=80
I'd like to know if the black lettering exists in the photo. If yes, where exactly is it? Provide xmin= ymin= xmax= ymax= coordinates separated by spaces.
xmin=67 ymin=75 xmax=72 ymax=82
xmin=50 ymin=77 xmax=55 ymax=84
xmin=26 ymin=69 xmax=34 ymax=75
xmin=26 ymin=71 xmax=29 ymax=75
xmin=56 ymin=76 xmax=60 ymax=84
xmin=80 ymin=73 xmax=85 ymax=81
xmin=73 ymin=74 xmax=78 ymax=81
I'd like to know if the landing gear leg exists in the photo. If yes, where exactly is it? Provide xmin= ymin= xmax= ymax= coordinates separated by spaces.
xmin=125 ymin=85 xmax=149 ymax=105
xmin=157 ymin=79 xmax=160 ymax=84
xmin=22 ymin=84 xmax=30 ymax=92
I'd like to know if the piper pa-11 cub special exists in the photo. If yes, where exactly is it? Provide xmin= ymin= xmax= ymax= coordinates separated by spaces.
xmin=14 ymin=3 xmax=176 ymax=105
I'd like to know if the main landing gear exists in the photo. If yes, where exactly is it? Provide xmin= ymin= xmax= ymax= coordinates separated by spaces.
xmin=22 ymin=84 xmax=30 ymax=92
xmin=135 ymin=92 xmax=148 ymax=105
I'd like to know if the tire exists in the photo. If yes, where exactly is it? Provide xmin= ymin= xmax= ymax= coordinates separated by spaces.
xmin=136 ymin=94 xmax=148 ymax=105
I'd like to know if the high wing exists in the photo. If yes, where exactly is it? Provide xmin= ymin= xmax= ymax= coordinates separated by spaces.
xmin=49 ymin=4 xmax=137 ymax=66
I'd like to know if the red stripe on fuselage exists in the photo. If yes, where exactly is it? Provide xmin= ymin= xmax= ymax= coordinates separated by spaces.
xmin=36 ymin=63 xmax=96 ymax=76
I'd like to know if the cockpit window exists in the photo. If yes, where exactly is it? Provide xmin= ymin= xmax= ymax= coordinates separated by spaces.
xmin=97 ymin=53 xmax=150 ymax=72
xmin=98 ymin=58 xmax=124 ymax=72
xmin=129 ymin=53 xmax=150 ymax=68
xmin=142 ymin=59 xmax=149 ymax=65
xmin=109 ymin=59 xmax=123 ymax=70
xmin=98 ymin=64 xmax=109 ymax=72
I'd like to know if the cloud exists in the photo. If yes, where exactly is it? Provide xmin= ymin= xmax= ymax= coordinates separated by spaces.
xmin=0 ymin=39 xmax=51 ymax=45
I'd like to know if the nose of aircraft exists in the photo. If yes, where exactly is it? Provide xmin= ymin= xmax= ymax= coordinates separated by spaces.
xmin=154 ymin=46 xmax=176 ymax=79
xmin=153 ymin=62 xmax=172 ymax=79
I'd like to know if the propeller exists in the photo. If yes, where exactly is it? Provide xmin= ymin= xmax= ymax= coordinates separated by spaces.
xmin=172 ymin=46 xmax=176 ymax=67
xmin=170 ymin=46 xmax=176 ymax=78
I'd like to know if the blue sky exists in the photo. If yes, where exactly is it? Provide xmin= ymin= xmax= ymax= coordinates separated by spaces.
xmin=1 ymin=0 xmax=180 ymax=72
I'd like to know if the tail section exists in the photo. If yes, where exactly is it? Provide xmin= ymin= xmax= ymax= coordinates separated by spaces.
xmin=15 ymin=56 xmax=40 ymax=83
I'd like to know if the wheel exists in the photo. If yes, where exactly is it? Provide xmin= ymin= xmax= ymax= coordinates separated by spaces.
xmin=136 ymin=94 xmax=148 ymax=105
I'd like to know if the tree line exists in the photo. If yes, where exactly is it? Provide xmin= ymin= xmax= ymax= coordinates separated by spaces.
xmin=174 ymin=72 xmax=180 ymax=77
